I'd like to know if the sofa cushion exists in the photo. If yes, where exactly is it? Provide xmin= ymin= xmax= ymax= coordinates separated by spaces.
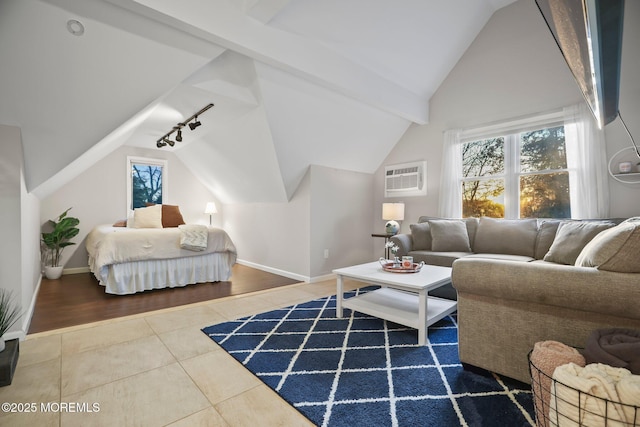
xmin=417 ymin=216 xmax=479 ymax=248
xmin=410 ymin=222 xmax=432 ymax=250
xmin=465 ymin=253 xmax=535 ymax=262
xmin=534 ymin=220 xmax=562 ymax=259
xmin=575 ymin=219 xmax=640 ymax=272
xmin=544 ymin=220 xmax=615 ymax=265
xmin=473 ymin=217 xmax=538 ymax=257
xmin=408 ymin=250 xmax=471 ymax=268
xmin=428 ymin=219 xmax=472 ymax=252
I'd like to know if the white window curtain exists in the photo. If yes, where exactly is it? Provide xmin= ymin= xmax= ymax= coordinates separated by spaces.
xmin=438 ymin=129 xmax=463 ymax=218
xmin=564 ymin=103 xmax=610 ymax=218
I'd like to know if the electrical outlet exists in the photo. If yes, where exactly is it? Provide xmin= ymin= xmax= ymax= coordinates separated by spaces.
xmin=324 ymin=249 xmax=329 ymax=259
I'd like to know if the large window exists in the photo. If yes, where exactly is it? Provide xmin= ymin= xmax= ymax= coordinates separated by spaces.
xmin=441 ymin=105 xmax=609 ymax=220
xmin=126 ymin=157 xmax=168 ymax=212
xmin=461 ymin=125 xmax=570 ymax=219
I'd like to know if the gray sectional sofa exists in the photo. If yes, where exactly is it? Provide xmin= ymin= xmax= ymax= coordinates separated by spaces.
xmin=390 ymin=216 xmax=640 ymax=383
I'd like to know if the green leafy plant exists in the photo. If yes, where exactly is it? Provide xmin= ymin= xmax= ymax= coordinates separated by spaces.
xmin=41 ymin=208 xmax=80 ymax=267
xmin=0 ymin=289 xmax=21 ymax=338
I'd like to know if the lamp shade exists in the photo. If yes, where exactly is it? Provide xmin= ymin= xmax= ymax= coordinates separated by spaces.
xmin=382 ymin=203 xmax=404 ymax=221
xmin=204 ymin=202 xmax=217 ymax=214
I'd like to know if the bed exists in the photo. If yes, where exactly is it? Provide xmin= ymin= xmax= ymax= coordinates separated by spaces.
xmin=86 ymin=224 xmax=237 ymax=295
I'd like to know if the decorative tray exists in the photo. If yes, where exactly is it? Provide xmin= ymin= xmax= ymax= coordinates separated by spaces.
xmin=379 ymin=258 xmax=425 ymax=273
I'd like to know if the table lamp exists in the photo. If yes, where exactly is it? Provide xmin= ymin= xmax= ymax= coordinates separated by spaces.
xmin=204 ymin=202 xmax=217 ymax=225
xmin=382 ymin=202 xmax=404 ymax=234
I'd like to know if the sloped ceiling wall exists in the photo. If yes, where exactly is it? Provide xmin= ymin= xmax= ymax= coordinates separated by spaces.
xmin=0 ymin=0 xmax=516 ymax=203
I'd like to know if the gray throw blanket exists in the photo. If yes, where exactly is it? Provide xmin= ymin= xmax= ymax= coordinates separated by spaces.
xmin=584 ymin=328 xmax=640 ymax=374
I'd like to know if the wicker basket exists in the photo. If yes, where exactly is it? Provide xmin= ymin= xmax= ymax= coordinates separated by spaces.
xmin=528 ymin=352 xmax=639 ymax=426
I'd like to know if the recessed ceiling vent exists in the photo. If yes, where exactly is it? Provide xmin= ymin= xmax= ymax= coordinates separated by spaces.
xmin=384 ymin=161 xmax=427 ymax=198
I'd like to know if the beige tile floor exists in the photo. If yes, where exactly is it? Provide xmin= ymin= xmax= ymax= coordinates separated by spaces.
xmin=0 ymin=279 xmax=359 ymax=427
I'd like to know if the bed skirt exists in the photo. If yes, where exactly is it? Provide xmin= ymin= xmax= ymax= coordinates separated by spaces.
xmin=89 ymin=252 xmax=236 ymax=295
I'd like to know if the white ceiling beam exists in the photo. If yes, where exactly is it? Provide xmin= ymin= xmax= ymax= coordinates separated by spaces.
xmin=106 ymin=0 xmax=429 ymax=124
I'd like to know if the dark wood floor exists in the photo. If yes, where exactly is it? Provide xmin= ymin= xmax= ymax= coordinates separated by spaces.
xmin=29 ymin=264 xmax=300 ymax=334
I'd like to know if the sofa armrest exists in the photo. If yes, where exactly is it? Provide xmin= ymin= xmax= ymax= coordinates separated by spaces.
xmin=452 ymin=258 xmax=640 ymax=320
xmin=390 ymin=234 xmax=412 ymax=257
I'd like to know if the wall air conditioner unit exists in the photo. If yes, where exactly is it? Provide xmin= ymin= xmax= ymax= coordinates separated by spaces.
xmin=384 ymin=161 xmax=427 ymax=198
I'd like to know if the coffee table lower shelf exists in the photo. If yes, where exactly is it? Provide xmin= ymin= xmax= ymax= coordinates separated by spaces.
xmin=342 ymin=287 xmax=457 ymax=344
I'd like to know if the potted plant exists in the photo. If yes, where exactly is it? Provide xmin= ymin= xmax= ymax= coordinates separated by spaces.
xmin=41 ymin=208 xmax=80 ymax=280
xmin=0 ymin=289 xmax=21 ymax=352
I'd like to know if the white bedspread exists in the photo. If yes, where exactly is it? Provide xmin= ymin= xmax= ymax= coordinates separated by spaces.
xmin=86 ymin=224 xmax=237 ymax=270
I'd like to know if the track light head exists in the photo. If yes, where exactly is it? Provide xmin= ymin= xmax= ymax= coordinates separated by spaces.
xmin=156 ymin=140 xmax=166 ymax=148
xmin=189 ymin=117 xmax=201 ymax=130
xmin=164 ymin=137 xmax=175 ymax=147
xmin=175 ymin=129 xmax=182 ymax=142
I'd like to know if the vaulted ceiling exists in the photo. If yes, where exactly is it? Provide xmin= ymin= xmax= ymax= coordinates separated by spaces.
xmin=0 ymin=0 xmax=517 ymax=203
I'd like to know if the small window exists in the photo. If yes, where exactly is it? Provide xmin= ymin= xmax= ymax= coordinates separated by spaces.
xmin=126 ymin=156 xmax=168 ymax=212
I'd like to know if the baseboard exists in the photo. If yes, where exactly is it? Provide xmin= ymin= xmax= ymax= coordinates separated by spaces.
xmin=236 ymin=259 xmax=309 ymax=282
xmin=5 ymin=275 xmax=42 ymax=341
xmin=235 ymin=260 xmax=338 ymax=284
xmin=63 ymin=266 xmax=90 ymax=275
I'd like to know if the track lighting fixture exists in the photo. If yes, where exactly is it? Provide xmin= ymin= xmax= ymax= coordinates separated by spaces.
xmin=155 ymin=103 xmax=214 ymax=149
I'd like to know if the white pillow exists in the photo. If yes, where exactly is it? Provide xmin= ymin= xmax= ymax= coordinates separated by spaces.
xmin=133 ymin=205 xmax=163 ymax=228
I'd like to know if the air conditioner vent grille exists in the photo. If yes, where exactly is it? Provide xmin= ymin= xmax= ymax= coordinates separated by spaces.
xmin=384 ymin=161 xmax=427 ymax=198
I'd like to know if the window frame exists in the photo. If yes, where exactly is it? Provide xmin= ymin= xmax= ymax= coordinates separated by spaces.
xmin=459 ymin=112 xmax=571 ymax=219
xmin=126 ymin=156 xmax=168 ymax=215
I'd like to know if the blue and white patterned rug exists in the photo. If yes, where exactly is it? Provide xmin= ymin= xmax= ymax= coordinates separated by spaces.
xmin=202 ymin=288 xmax=535 ymax=426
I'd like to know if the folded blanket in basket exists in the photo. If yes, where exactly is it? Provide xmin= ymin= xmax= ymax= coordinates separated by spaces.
xmin=530 ymin=341 xmax=585 ymax=427
xmin=178 ymin=224 xmax=208 ymax=251
xmin=617 ymin=375 xmax=640 ymax=425
xmin=550 ymin=363 xmax=633 ymax=427
xmin=584 ymin=328 xmax=640 ymax=375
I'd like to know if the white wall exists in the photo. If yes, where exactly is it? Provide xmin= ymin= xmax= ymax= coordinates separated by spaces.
xmin=224 ymin=165 xmax=374 ymax=281
xmin=0 ymin=125 xmax=40 ymax=340
xmin=223 ymin=170 xmax=311 ymax=280
xmin=40 ymin=145 xmax=222 ymax=269
xmin=604 ymin=0 xmax=640 ymax=217
xmin=20 ymin=175 xmax=41 ymax=335
xmin=373 ymin=0 xmax=640 ymax=234
xmin=310 ymin=165 xmax=373 ymax=278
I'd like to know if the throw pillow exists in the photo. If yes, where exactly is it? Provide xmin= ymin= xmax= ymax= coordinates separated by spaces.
xmin=473 ymin=217 xmax=538 ymax=257
xmin=544 ymin=221 xmax=615 ymax=265
xmin=534 ymin=220 xmax=561 ymax=259
xmin=575 ymin=221 xmax=640 ymax=272
xmin=112 ymin=219 xmax=127 ymax=227
xmin=133 ymin=204 xmax=163 ymax=228
xmin=410 ymin=222 xmax=432 ymax=250
xmin=162 ymin=205 xmax=185 ymax=228
xmin=428 ymin=220 xmax=471 ymax=252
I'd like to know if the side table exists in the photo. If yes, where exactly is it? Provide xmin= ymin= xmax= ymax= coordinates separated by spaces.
xmin=371 ymin=233 xmax=396 ymax=259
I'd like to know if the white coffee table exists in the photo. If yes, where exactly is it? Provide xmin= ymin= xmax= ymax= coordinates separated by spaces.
xmin=333 ymin=261 xmax=456 ymax=345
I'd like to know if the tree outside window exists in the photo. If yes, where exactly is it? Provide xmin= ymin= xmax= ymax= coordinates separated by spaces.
xmin=126 ymin=156 xmax=168 ymax=212
xmin=131 ymin=163 xmax=163 ymax=208
xmin=462 ymin=126 xmax=570 ymax=218
xmin=462 ymin=137 xmax=505 ymax=218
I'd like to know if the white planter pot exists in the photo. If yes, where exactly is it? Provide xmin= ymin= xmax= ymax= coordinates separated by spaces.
xmin=44 ymin=266 xmax=63 ymax=280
